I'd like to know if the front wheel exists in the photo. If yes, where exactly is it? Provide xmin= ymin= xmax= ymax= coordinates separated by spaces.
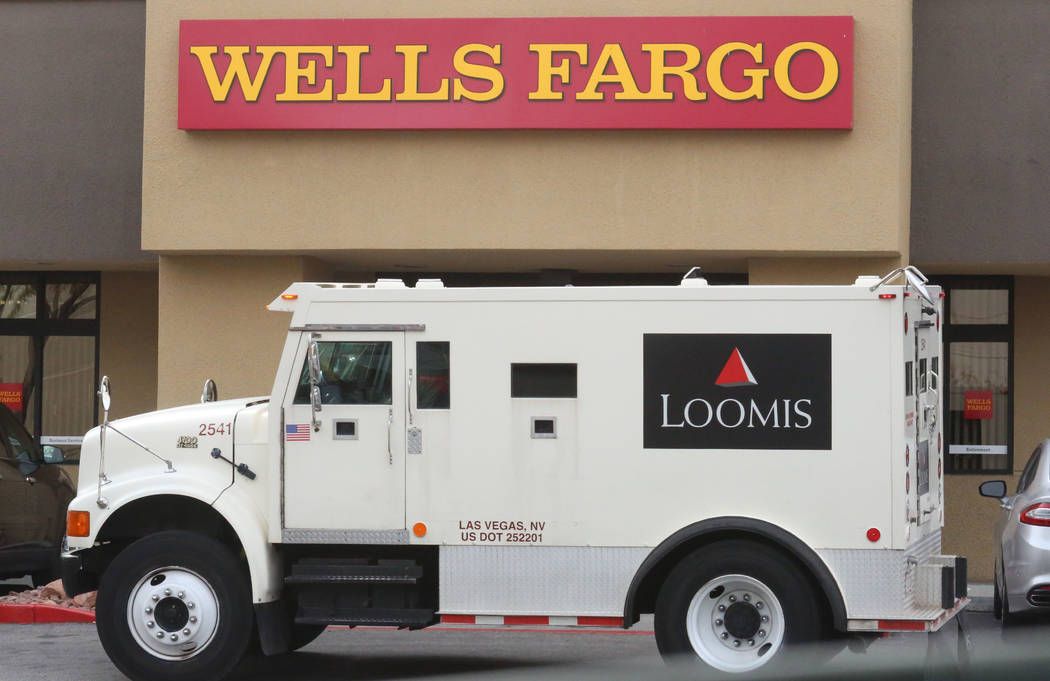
xmin=654 ymin=540 xmax=824 ymax=674
xmin=96 ymin=531 xmax=253 ymax=681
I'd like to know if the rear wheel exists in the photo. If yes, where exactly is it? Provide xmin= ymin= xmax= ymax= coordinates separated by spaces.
xmin=654 ymin=541 xmax=824 ymax=674
xmin=96 ymin=531 xmax=252 ymax=681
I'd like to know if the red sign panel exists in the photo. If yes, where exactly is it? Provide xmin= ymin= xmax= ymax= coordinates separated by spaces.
xmin=964 ymin=390 xmax=994 ymax=420
xmin=178 ymin=16 xmax=853 ymax=130
xmin=0 ymin=383 xmax=23 ymax=414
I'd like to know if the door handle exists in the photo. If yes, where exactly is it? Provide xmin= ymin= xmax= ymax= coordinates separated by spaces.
xmin=25 ymin=476 xmax=36 ymax=485
xmin=387 ymin=408 xmax=393 ymax=466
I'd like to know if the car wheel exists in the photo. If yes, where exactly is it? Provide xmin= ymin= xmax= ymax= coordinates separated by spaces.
xmin=96 ymin=531 xmax=252 ymax=681
xmin=654 ymin=540 xmax=823 ymax=674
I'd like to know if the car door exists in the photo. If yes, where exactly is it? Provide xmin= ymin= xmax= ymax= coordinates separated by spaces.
xmin=282 ymin=332 xmax=406 ymax=535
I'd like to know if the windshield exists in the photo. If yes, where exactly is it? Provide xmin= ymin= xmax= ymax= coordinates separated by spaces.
xmin=0 ymin=404 xmax=41 ymax=464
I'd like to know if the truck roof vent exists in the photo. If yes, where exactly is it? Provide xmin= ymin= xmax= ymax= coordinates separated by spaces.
xmin=415 ymin=278 xmax=445 ymax=289
xmin=374 ymin=278 xmax=408 ymax=289
xmin=680 ymin=266 xmax=708 ymax=287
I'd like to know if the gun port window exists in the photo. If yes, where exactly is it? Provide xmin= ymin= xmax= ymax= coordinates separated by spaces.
xmin=511 ymin=363 xmax=577 ymax=398
xmin=416 ymin=342 xmax=450 ymax=409
xmin=294 ymin=341 xmax=392 ymax=405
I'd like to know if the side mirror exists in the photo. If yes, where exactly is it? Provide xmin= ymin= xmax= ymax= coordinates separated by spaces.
xmin=201 ymin=378 xmax=218 ymax=404
xmin=42 ymin=445 xmax=65 ymax=464
xmin=979 ymin=480 xmax=1007 ymax=499
xmin=308 ymin=342 xmax=322 ymax=385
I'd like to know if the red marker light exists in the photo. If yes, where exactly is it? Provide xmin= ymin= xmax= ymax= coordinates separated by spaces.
xmin=867 ymin=528 xmax=881 ymax=542
xmin=904 ymin=313 xmax=909 ymax=334
xmin=879 ymin=293 xmax=897 ymax=300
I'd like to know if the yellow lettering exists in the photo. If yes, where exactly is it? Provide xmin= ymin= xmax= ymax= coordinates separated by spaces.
xmin=774 ymin=42 xmax=839 ymax=101
xmin=271 ymin=46 xmax=334 ymax=102
xmin=395 ymin=45 xmax=449 ymax=101
xmin=577 ymin=44 xmax=645 ymax=101
xmin=336 ymin=46 xmax=392 ymax=101
xmin=452 ymin=44 xmax=504 ymax=102
xmin=641 ymin=43 xmax=706 ymax=101
xmin=528 ymin=44 xmax=587 ymax=100
xmin=189 ymin=45 xmax=277 ymax=102
xmin=706 ymin=42 xmax=767 ymax=101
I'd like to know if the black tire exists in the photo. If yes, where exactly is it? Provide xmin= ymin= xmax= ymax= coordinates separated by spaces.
xmin=96 ymin=531 xmax=253 ymax=681
xmin=289 ymin=623 xmax=326 ymax=652
xmin=654 ymin=540 xmax=824 ymax=675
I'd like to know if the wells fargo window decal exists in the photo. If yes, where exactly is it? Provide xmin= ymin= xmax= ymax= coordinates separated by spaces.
xmin=178 ymin=17 xmax=853 ymax=130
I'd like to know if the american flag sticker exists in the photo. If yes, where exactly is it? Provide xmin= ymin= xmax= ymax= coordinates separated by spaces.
xmin=285 ymin=424 xmax=310 ymax=442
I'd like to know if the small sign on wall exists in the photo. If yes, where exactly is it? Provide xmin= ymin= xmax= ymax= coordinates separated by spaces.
xmin=0 ymin=382 xmax=22 ymax=413
xmin=963 ymin=390 xmax=994 ymax=420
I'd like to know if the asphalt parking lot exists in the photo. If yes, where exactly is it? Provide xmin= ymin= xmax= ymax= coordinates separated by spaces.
xmin=2 ymin=608 xmax=1048 ymax=681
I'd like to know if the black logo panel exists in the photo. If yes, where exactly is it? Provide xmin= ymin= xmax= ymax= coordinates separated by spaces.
xmin=643 ymin=334 xmax=832 ymax=450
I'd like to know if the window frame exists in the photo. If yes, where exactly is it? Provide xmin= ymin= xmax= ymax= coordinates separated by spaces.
xmin=0 ymin=272 xmax=100 ymax=442
xmin=941 ymin=275 xmax=1014 ymax=475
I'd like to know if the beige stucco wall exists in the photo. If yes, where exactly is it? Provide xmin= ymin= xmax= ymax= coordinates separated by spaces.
xmin=100 ymin=271 xmax=159 ymax=420
xmin=942 ymin=276 xmax=1050 ymax=581
xmin=748 ymin=256 xmax=904 ymax=284
xmin=157 ymin=255 xmax=332 ymax=408
xmin=143 ymin=1 xmax=912 ymax=268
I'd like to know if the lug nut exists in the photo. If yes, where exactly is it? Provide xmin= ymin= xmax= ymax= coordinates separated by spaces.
xmin=717 ymin=604 xmax=725 ymax=612
xmin=170 ymin=634 xmax=178 ymax=642
xmin=164 ymin=589 xmax=171 ymax=596
xmin=145 ymin=607 xmax=153 ymax=615
xmin=189 ymin=616 xmax=197 ymax=624
xmin=183 ymin=628 xmax=191 ymax=635
xmin=156 ymin=632 xmax=164 ymax=639
xmin=151 ymin=595 xmax=159 ymax=602
xmin=721 ymin=632 xmax=729 ymax=640
xmin=146 ymin=621 xmax=154 ymax=629
xmin=728 ymin=595 xmax=736 ymax=603
xmin=187 ymin=602 xmax=195 ymax=609
xmin=761 ymin=615 xmax=769 ymax=623
xmin=748 ymin=640 xmax=755 ymax=647
xmin=733 ymin=640 xmax=741 ymax=647
xmin=177 ymin=592 xmax=185 ymax=599
xmin=756 ymin=602 xmax=763 ymax=610
xmin=715 ymin=619 xmax=723 ymax=626
xmin=743 ymin=594 xmax=751 ymax=602
xmin=758 ymin=629 xmax=766 ymax=638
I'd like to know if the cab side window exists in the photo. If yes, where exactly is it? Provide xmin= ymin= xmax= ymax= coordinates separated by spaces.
xmin=293 ymin=341 xmax=392 ymax=405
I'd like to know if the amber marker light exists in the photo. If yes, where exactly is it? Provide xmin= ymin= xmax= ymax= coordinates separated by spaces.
xmin=281 ymin=294 xmax=298 ymax=300
xmin=413 ymin=523 xmax=427 ymax=537
xmin=67 ymin=510 xmax=90 ymax=537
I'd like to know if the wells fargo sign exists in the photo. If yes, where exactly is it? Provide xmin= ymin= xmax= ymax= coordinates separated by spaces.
xmin=178 ymin=17 xmax=853 ymax=130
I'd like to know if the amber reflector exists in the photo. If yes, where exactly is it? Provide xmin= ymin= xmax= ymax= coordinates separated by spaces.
xmin=67 ymin=510 xmax=90 ymax=537
xmin=413 ymin=523 xmax=427 ymax=537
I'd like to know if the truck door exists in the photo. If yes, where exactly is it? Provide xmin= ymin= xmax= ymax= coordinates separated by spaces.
xmin=907 ymin=290 xmax=943 ymax=536
xmin=282 ymin=332 xmax=406 ymax=533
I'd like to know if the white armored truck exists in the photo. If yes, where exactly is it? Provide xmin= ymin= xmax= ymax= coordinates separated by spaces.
xmin=62 ymin=267 xmax=966 ymax=680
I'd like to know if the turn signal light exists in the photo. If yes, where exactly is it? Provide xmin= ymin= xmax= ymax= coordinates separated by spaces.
xmin=67 ymin=510 xmax=90 ymax=537
xmin=281 ymin=294 xmax=298 ymax=301
xmin=1020 ymin=503 xmax=1050 ymax=527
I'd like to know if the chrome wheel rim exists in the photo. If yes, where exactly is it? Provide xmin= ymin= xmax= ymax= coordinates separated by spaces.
xmin=685 ymin=573 xmax=785 ymax=673
xmin=126 ymin=566 xmax=220 ymax=660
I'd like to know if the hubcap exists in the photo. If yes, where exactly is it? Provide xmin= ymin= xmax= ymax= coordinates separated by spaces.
xmin=126 ymin=567 xmax=219 ymax=660
xmin=685 ymin=574 xmax=786 ymax=673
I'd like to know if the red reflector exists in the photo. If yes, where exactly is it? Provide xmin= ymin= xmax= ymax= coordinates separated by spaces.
xmin=867 ymin=528 xmax=881 ymax=542
xmin=940 ymin=292 xmax=946 ymax=298
xmin=878 ymin=620 xmax=927 ymax=632
xmin=879 ymin=293 xmax=897 ymax=300
xmin=904 ymin=313 xmax=909 ymax=334
xmin=1020 ymin=503 xmax=1050 ymax=527
xmin=441 ymin=615 xmax=475 ymax=624
xmin=577 ymin=616 xmax=624 ymax=627
xmin=504 ymin=616 xmax=549 ymax=626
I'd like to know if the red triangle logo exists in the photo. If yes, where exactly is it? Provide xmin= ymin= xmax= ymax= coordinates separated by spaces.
xmin=715 ymin=348 xmax=758 ymax=387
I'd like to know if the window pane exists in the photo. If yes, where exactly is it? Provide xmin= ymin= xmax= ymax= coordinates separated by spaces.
xmin=41 ymin=336 xmax=96 ymax=463
xmin=511 ymin=363 xmax=577 ymax=398
xmin=294 ymin=341 xmax=392 ymax=405
xmin=0 ymin=283 xmax=36 ymax=319
xmin=0 ymin=335 xmax=35 ymax=435
xmin=950 ymin=289 xmax=1008 ymax=325
xmin=46 ymin=283 xmax=97 ymax=320
xmin=947 ymin=341 xmax=1009 ymax=471
xmin=417 ymin=342 xmax=450 ymax=409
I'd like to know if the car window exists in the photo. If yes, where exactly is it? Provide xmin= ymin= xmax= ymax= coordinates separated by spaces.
xmin=0 ymin=405 xmax=40 ymax=462
xmin=293 ymin=341 xmax=393 ymax=405
xmin=1016 ymin=446 xmax=1042 ymax=495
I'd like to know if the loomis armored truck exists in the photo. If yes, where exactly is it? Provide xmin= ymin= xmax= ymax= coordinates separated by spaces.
xmin=62 ymin=267 xmax=966 ymax=680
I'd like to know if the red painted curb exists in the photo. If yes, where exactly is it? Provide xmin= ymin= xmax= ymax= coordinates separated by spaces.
xmin=0 ymin=603 xmax=95 ymax=624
